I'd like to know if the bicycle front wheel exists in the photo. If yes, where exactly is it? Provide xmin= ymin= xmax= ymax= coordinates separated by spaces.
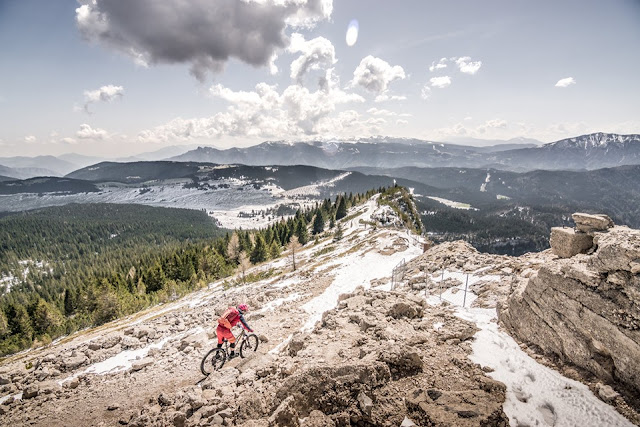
xmin=200 ymin=348 xmax=226 ymax=375
xmin=240 ymin=334 xmax=259 ymax=358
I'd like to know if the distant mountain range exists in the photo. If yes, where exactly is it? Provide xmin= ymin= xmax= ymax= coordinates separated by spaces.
xmin=0 ymin=145 xmax=200 ymax=179
xmin=1 ymin=133 xmax=639 ymax=181
xmin=169 ymin=133 xmax=640 ymax=172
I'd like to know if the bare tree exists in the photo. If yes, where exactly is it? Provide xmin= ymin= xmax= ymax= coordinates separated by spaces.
xmin=287 ymin=236 xmax=302 ymax=271
xmin=227 ymin=233 xmax=240 ymax=264
xmin=237 ymin=251 xmax=251 ymax=283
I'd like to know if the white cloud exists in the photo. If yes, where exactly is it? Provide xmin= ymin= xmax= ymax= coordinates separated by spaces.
xmin=352 ymin=55 xmax=406 ymax=93
xmin=477 ymin=119 xmax=508 ymax=134
xmin=421 ymin=85 xmax=432 ymax=100
xmin=76 ymin=0 xmax=333 ymax=81
xmin=287 ymin=33 xmax=336 ymax=82
xmin=367 ymin=108 xmax=399 ymax=117
xmin=455 ymin=56 xmax=482 ymax=75
xmin=61 ymin=137 xmax=78 ymax=145
xmin=83 ymin=85 xmax=124 ymax=113
xmin=138 ymin=69 xmax=369 ymax=143
xmin=374 ymin=94 xmax=406 ymax=103
xmin=77 ymin=124 xmax=108 ymax=140
xmin=429 ymin=57 xmax=448 ymax=72
xmin=430 ymin=76 xmax=452 ymax=88
xmin=555 ymin=77 xmax=576 ymax=88
xmin=396 ymin=119 xmax=409 ymax=125
xmin=24 ymin=135 xmax=37 ymax=143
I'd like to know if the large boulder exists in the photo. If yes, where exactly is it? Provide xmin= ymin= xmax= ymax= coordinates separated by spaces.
xmin=63 ymin=354 xmax=88 ymax=371
xmin=572 ymin=213 xmax=614 ymax=233
xmin=501 ymin=225 xmax=640 ymax=402
xmin=272 ymin=362 xmax=391 ymax=417
xmin=131 ymin=357 xmax=154 ymax=372
xmin=549 ymin=227 xmax=593 ymax=258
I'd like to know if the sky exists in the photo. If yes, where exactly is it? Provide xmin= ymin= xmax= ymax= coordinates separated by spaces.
xmin=1 ymin=0 xmax=639 ymax=157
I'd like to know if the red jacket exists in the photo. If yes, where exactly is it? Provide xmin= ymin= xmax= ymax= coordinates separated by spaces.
xmin=217 ymin=307 xmax=252 ymax=331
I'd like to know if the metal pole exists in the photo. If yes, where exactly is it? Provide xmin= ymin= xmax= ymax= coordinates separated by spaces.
xmin=463 ymin=274 xmax=469 ymax=308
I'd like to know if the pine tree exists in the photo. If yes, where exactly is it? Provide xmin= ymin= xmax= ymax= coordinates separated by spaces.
xmin=250 ymin=235 xmax=268 ymax=264
xmin=312 ymin=211 xmax=325 ymax=235
xmin=336 ymin=195 xmax=348 ymax=220
xmin=333 ymin=224 xmax=344 ymax=242
xmin=64 ymin=288 xmax=76 ymax=316
xmin=0 ymin=309 xmax=8 ymax=338
xmin=295 ymin=217 xmax=309 ymax=245
xmin=268 ymin=240 xmax=281 ymax=260
xmin=33 ymin=299 xmax=63 ymax=336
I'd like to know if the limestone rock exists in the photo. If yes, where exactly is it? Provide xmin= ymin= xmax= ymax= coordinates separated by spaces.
xmin=596 ymin=383 xmax=619 ymax=403
xmin=572 ymin=213 xmax=614 ymax=233
xmin=0 ymin=374 xmax=10 ymax=385
xmin=269 ymin=396 xmax=299 ymax=427
xmin=387 ymin=301 xmax=423 ymax=319
xmin=501 ymin=225 xmax=640 ymax=399
xmin=549 ymin=227 xmax=593 ymax=258
xmin=64 ymin=354 xmax=88 ymax=370
xmin=102 ymin=335 xmax=122 ymax=349
xmin=22 ymin=384 xmax=39 ymax=399
xmin=131 ymin=357 xmax=154 ymax=372
xmin=357 ymin=391 xmax=373 ymax=416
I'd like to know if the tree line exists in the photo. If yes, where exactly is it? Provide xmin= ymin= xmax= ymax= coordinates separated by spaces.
xmin=0 ymin=190 xmax=380 ymax=356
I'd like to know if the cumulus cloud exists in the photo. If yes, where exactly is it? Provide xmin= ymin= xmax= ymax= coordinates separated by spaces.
xmin=25 ymin=135 xmax=37 ymax=143
xmin=555 ymin=77 xmax=576 ymax=88
xmin=83 ymin=84 xmax=124 ymax=113
xmin=76 ymin=0 xmax=333 ymax=81
xmin=477 ymin=119 xmax=508 ymax=134
xmin=352 ymin=55 xmax=406 ymax=93
xmin=430 ymin=76 xmax=452 ymax=88
xmin=455 ymin=56 xmax=482 ymax=74
xmin=366 ymin=108 xmax=410 ymax=117
xmin=138 ymin=69 xmax=368 ymax=143
xmin=287 ymin=33 xmax=336 ymax=82
xmin=429 ymin=57 xmax=448 ymax=72
xmin=428 ymin=56 xmax=482 ymax=75
xmin=396 ymin=119 xmax=409 ymax=125
xmin=421 ymin=85 xmax=432 ymax=100
xmin=77 ymin=123 xmax=108 ymax=139
xmin=374 ymin=94 xmax=406 ymax=103
xmin=61 ymin=137 xmax=78 ymax=145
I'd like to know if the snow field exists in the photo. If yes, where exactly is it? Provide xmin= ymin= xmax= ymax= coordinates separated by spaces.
xmin=425 ymin=271 xmax=632 ymax=426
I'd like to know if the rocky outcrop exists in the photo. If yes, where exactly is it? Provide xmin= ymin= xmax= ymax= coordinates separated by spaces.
xmin=572 ymin=213 xmax=614 ymax=233
xmin=500 ymin=224 xmax=640 ymax=403
xmin=549 ymin=227 xmax=593 ymax=258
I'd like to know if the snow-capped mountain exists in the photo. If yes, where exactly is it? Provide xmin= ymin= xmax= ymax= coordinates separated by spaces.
xmin=491 ymin=133 xmax=640 ymax=170
xmin=170 ymin=133 xmax=640 ymax=172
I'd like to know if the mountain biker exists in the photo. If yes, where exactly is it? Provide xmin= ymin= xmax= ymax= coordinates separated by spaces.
xmin=216 ymin=303 xmax=253 ymax=359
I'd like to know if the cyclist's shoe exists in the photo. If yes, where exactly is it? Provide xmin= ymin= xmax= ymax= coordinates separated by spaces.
xmin=228 ymin=353 xmax=238 ymax=359
xmin=214 ymin=352 xmax=222 ymax=361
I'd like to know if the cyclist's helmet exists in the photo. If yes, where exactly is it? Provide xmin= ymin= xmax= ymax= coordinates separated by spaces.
xmin=238 ymin=303 xmax=249 ymax=313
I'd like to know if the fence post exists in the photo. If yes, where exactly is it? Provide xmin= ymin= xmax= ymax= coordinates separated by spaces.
xmin=424 ymin=269 xmax=428 ymax=299
xmin=462 ymin=273 xmax=469 ymax=308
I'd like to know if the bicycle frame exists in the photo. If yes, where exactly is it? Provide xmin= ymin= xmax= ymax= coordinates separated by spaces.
xmin=221 ymin=326 xmax=247 ymax=355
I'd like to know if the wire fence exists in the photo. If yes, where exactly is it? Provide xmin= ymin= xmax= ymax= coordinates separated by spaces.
xmin=426 ymin=267 xmax=472 ymax=308
xmin=391 ymin=258 xmax=407 ymax=290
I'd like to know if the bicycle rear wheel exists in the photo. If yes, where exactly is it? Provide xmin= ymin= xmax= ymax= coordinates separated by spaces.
xmin=240 ymin=334 xmax=259 ymax=358
xmin=200 ymin=348 xmax=226 ymax=375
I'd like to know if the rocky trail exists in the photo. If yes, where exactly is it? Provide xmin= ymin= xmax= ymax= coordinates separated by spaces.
xmin=0 ymin=199 xmax=637 ymax=426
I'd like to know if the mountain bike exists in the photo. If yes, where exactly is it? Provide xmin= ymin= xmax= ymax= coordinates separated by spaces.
xmin=200 ymin=327 xmax=259 ymax=375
